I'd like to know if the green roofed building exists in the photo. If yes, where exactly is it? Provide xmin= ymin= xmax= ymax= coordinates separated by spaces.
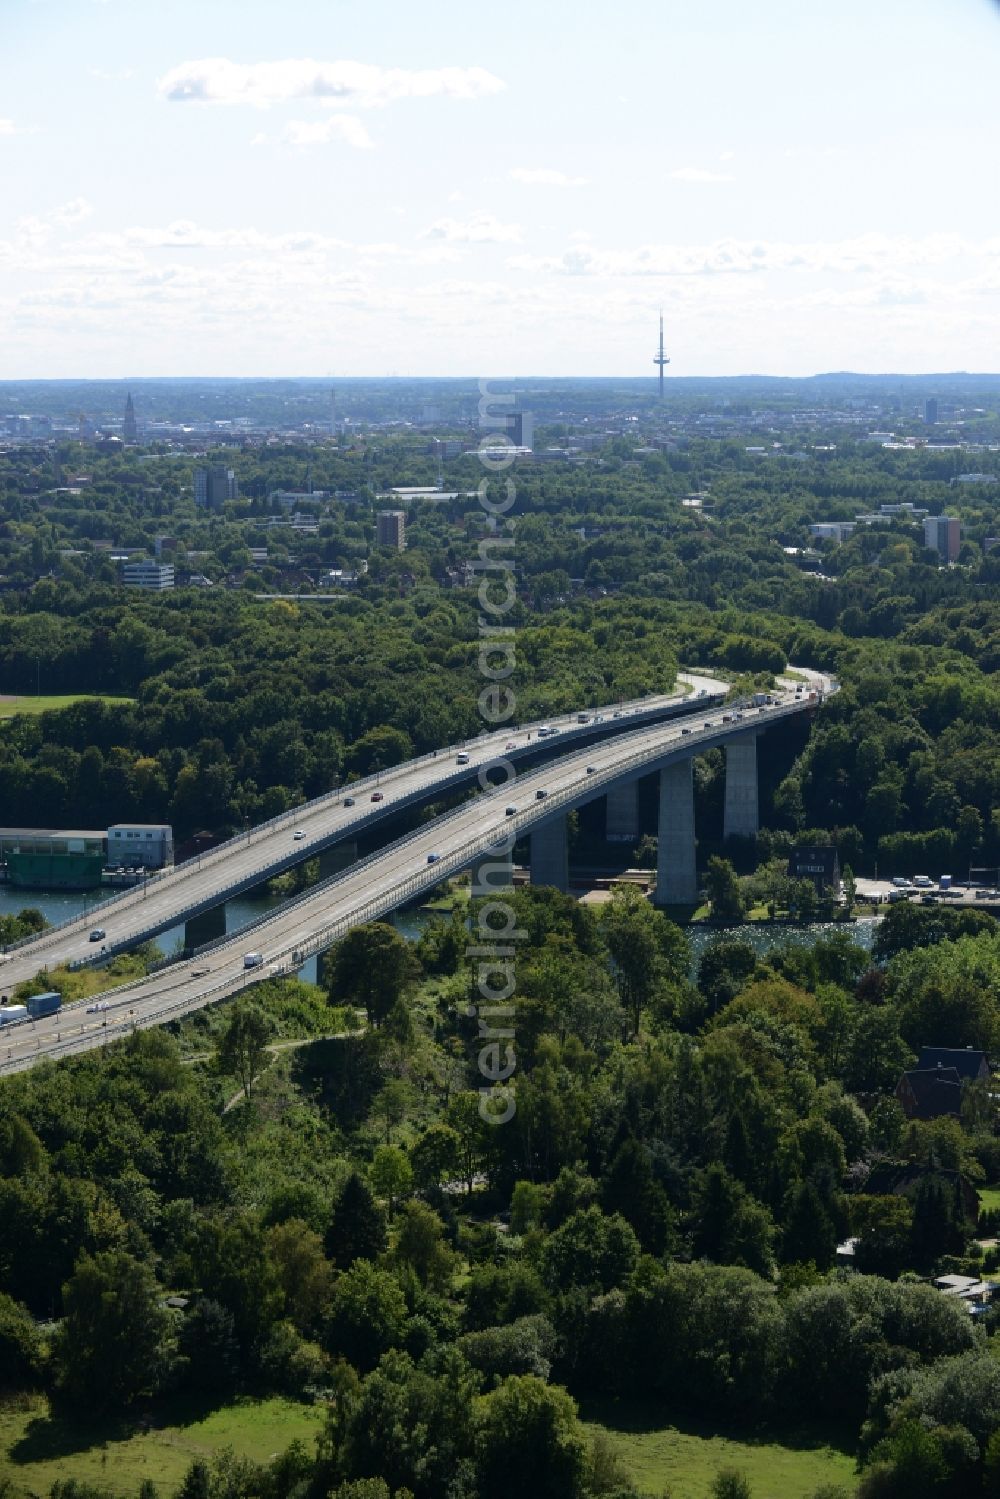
xmin=0 ymin=828 xmax=106 ymax=890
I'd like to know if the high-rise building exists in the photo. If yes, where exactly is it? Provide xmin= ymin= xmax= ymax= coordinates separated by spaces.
xmin=194 ymin=465 xmax=238 ymax=511
xmin=505 ymin=411 xmax=534 ymax=451
xmin=377 ymin=510 xmax=406 ymax=550
xmin=924 ymin=398 xmax=938 ymax=425
xmin=923 ymin=515 xmax=960 ymax=562
xmin=123 ymin=393 xmax=138 ymax=444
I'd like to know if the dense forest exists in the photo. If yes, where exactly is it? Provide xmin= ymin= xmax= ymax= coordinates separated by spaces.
xmin=2 ymin=894 xmax=1000 ymax=1497
xmin=2 ymin=406 xmax=1000 ymax=1497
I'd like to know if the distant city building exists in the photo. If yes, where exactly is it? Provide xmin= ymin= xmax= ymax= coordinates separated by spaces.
xmin=269 ymin=489 xmax=329 ymax=509
xmin=504 ymin=411 xmax=534 ymax=451
xmin=924 ymin=397 xmax=938 ymax=425
xmin=429 ymin=438 xmax=466 ymax=460
xmin=123 ymin=393 xmax=138 ymax=444
xmin=809 ymin=521 xmax=856 ymax=544
xmin=153 ymin=535 xmax=178 ymax=558
xmin=122 ymin=560 xmax=175 ymax=590
xmin=952 ymin=473 xmax=997 ymax=485
xmin=107 ymin=823 xmax=174 ymax=870
xmin=377 ymin=510 xmax=406 ymax=550
xmin=923 ymin=515 xmax=961 ymax=562
xmin=194 ymin=465 xmax=238 ymax=511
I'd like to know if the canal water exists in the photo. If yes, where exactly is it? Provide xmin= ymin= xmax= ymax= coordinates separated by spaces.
xmin=0 ymin=883 xmax=428 ymax=987
xmin=2 ymin=883 xmax=878 ymax=990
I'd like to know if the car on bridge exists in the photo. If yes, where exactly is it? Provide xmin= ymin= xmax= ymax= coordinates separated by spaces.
xmin=371 ymin=791 xmax=384 ymax=802
xmin=536 ymin=788 xmax=548 ymax=800
xmin=89 ymin=928 xmax=106 ymax=942
xmin=344 ymin=796 xmax=355 ymax=806
xmin=505 ymin=805 xmax=517 ymax=816
xmin=426 ymin=853 xmax=441 ymax=864
xmin=293 ymin=829 xmax=306 ymax=840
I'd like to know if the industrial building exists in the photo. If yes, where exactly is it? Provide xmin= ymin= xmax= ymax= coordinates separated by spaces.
xmin=0 ymin=828 xmax=106 ymax=889
xmin=0 ymin=823 xmax=174 ymax=889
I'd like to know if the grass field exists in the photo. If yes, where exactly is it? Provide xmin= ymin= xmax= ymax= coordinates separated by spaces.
xmin=582 ymin=1403 xmax=857 ymax=1498
xmin=0 ymin=1394 xmax=327 ymax=1497
xmin=0 ymin=693 xmax=133 ymax=720
xmin=978 ymin=1186 xmax=1000 ymax=1215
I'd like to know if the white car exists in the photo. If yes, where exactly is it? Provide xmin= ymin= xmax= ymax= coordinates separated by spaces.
xmin=293 ymin=829 xmax=306 ymax=841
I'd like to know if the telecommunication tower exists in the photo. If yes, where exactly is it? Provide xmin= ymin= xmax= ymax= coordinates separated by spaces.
xmin=653 ymin=312 xmax=670 ymax=397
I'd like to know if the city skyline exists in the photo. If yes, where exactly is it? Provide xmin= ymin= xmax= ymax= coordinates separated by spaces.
xmin=2 ymin=0 xmax=1000 ymax=378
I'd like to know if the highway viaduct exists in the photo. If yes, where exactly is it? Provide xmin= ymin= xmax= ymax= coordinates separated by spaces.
xmin=0 ymin=669 xmax=834 ymax=1073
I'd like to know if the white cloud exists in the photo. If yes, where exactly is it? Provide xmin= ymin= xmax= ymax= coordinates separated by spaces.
xmin=508 ymin=167 xmax=587 ymax=186
xmin=423 ymin=213 xmax=521 ymax=244
xmin=51 ymin=197 xmax=94 ymax=226
xmin=281 ymin=116 xmax=373 ymax=149
xmin=508 ymin=232 xmax=982 ymax=279
xmin=157 ymin=57 xmax=505 ymax=110
xmin=669 ymin=166 xmax=734 ymax=183
xmin=0 ymin=119 xmax=17 ymax=136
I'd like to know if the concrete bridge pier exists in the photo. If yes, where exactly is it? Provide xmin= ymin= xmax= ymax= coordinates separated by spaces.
xmin=605 ymin=779 xmax=640 ymax=842
xmin=320 ymin=841 xmax=359 ymax=880
xmin=723 ymin=734 xmax=759 ymax=841
xmin=184 ymin=902 xmax=226 ymax=951
xmin=655 ymin=759 xmax=698 ymax=906
xmin=531 ymin=815 xmax=569 ymax=893
xmin=471 ymin=839 xmax=515 ymax=898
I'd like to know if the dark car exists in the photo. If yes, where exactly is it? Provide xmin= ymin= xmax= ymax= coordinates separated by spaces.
xmin=344 ymin=796 xmax=355 ymax=807
xmin=89 ymin=928 xmax=106 ymax=942
xmin=536 ymin=788 xmax=548 ymax=800
xmin=371 ymin=791 xmax=384 ymax=802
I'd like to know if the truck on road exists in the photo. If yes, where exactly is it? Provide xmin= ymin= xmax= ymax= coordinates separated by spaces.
xmin=0 ymin=1005 xmax=28 ymax=1026
xmin=26 ymin=991 xmax=61 ymax=1020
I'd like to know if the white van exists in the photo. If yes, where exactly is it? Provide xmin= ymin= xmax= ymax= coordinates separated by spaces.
xmin=456 ymin=751 xmax=470 ymax=764
xmin=243 ymin=952 xmax=264 ymax=970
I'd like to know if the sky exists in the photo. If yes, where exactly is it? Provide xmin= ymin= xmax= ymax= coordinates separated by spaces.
xmin=1 ymin=0 xmax=999 ymax=378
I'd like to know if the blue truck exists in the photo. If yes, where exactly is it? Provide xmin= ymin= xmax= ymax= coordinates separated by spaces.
xmin=26 ymin=990 xmax=62 ymax=1020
